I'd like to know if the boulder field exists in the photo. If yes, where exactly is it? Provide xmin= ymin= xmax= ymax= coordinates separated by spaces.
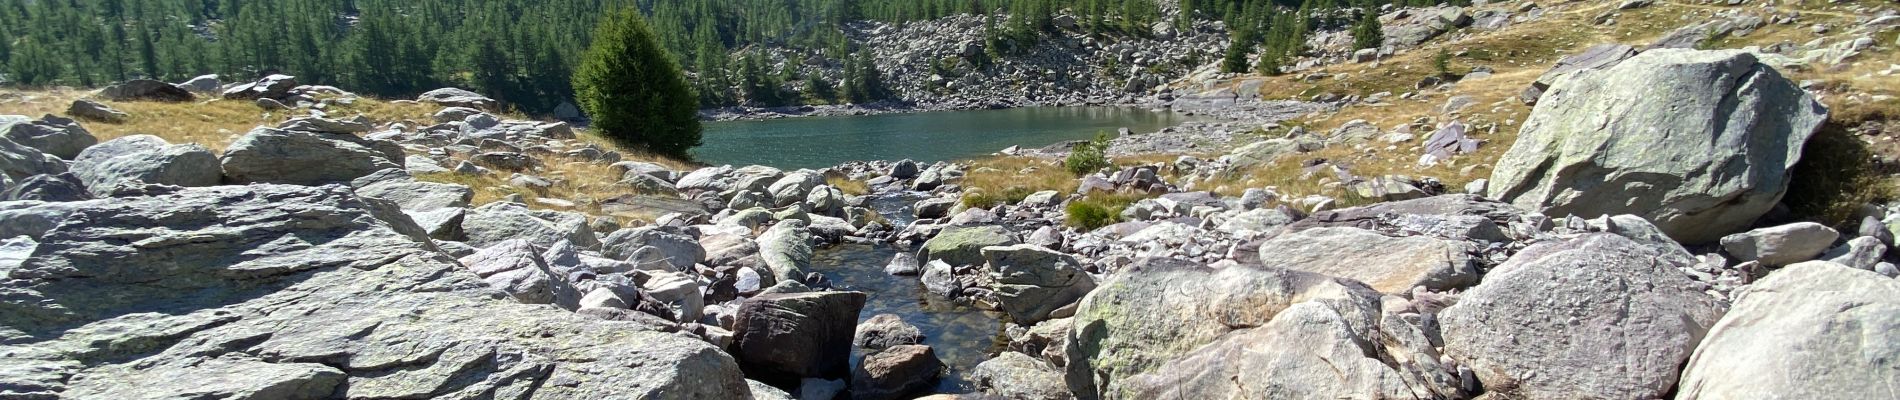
xmin=2 ymin=45 xmax=1896 ymax=400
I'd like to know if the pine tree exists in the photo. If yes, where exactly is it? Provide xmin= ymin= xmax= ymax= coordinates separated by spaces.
xmin=7 ymin=38 xmax=63 ymax=86
xmin=572 ymin=7 xmax=702 ymax=159
xmin=1351 ymin=10 xmax=1383 ymax=50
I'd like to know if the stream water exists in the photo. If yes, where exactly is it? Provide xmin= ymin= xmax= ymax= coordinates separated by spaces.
xmin=807 ymin=193 xmax=1001 ymax=394
xmin=696 ymin=106 xmax=1192 ymax=169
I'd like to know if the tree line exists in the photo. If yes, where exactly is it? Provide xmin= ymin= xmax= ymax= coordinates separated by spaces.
xmin=1 ymin=0 xmax=1453 ymax=112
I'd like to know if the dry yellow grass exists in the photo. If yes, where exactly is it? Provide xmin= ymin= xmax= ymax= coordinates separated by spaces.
xmin=0 ymin=88 xmax=445 ymax=151
xmin=0 ymin=87 xmax=694 ymax=221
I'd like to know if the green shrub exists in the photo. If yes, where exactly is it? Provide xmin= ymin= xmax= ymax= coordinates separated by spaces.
xmin=1066 ymin=133 xmax=1113 ymax=176
xmin=572 ymin=7 xmax=702 ymax=159
xmin=1786 ymin=122 xmax=1895 ymax=227
xmin=1065 ymin=201 xmax=1120 ymax=230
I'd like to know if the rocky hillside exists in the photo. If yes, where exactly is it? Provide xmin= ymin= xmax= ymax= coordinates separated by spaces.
xmin=3 ymin=0 xmax=1899 ymax=399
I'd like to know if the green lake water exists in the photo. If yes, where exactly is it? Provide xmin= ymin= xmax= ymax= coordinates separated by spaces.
xmin=696 ymin=107 xmax=1192 ymax=169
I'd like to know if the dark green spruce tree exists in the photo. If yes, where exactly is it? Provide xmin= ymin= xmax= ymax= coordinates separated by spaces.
xmin=572 ymin=7 xmax=702 ymax=159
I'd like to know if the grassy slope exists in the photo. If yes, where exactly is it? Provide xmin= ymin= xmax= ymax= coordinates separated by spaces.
xmin=0 ymin=88 xmax=700 ymax=223
xmin=967 ymin=0 xmax=1897 ymax=218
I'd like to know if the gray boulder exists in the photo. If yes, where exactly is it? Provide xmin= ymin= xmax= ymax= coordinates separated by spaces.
xmin=220 ymin=127 xmax=402 ymax=185
xmin=1674 ymin=261 xmax=1900 ymax=399
xmin=0 ymin=136 xmax=67 ymax=181
xmin=99 ymin=79 xmax=195 ymax=102
xmin=418 ymin=87 xmax=498 ymax=110
xmin=850 ymin=344 xmax=943 ymax=400
xmin=757 ymin=220 xmax=815 ymax=284
xmin=178 ymin=74 xmax=220 ymax=93
xmin=70 ymin=135 xmax=220 ymax=196
xmin=461 ymin=201 xmax=600 ymax=249
xmin=1256 ymin=227 xmax=1480 ymax=293
xmin=221 ymin=74 xmax=298 ymax=100
xmin=0 ymin=184 xmax=748 ymax=399
xmin=970 ymin=352 xmax=1071 ymax=400
xmin=66 ymin=99 xmax=129 ymax=123
xmin=2 ymin=115 xmax=97 ymax=160
xmin=983 ymin=244 xmax=1097 ymax=324
xmin=729 ymin=291 xmax=869 ymax=379
xmin=919 ymin=225 xmax=1017 ymax=267
xmin=1440 ymin=234 xmax=1726 ymax=399
xmin=457 ymin=239 xmax=579 ymax=307
xmin=854 ymin=314 xmax=926 ymax=351
xmin=600 ymin=227 xmax=705 ymax=271
xmin=1719 ymin=222 xmax=1840 ymax=266
xmin=0 ymin=173 xmax=90 ymax=202
xmin=1066 ymin=258 xmax=1453 ymax=399
xmin=1488 ymin=49 xmax=1827 ymax=244
xmin=769 ymin=170 xmax=825 ymax=207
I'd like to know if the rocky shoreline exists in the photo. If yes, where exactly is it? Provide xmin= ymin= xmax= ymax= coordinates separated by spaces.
xmin=2 ymin=32 xmax=1897 ymax=400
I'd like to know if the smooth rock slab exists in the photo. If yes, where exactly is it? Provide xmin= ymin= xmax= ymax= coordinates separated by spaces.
xmin=1674 ymin=261 xmax=1900 ymax=399
xmin=1257 ymin=227 xmax=1480 ymax=293
xmin=1440 ymin=234 xmax=1726 ymax=400
xmin=220 ymin=127 xmax=401 ymax=185
xmin=919 ymin=225 xmax=1017 ymax=267
xmin=0 ymin=184 xmax=748 ymax=399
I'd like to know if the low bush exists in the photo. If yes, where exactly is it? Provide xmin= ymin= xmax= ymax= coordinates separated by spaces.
xmin=1065 ymin=133 xmax=1113 ymax=176
xmin=1065 ymin=201 xmax=1120 ymax=230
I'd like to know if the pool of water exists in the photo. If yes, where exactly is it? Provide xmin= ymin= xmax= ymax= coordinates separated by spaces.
xmin=802 ymin=193 xmax=1001 ymax=394
xmin=811 ymin=244 xmax=1003 ymax=394
xmin=696 ymin=107 xmax=1193 ymax=169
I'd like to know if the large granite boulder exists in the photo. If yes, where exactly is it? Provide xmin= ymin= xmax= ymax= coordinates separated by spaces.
xmin=1065 ymin=258 xmax=1460 ymax=399
xmin=0 ymin=184 xmax=749 ymax=399
xmin=220 ymin=127 xmax=402 ymax=185
xmin=1487 ymin=49 xmax=1827 ymax=244
xmin=982 ymin=244 xmax=1097 ymax=324
xmin=1256 ymin=227 xmax=1480 ymax=293
xmin=729 ymin=291 xmax=868 ymax=381
xmin=1674 ymin=261 xmax=1899 ymax=399
xmin=70 ymin=135 xmax=220 ymax=196
xmin=768 ymin=170 xmax=825 ymax=207
xmin=99 ymin=79 xmax=195 ymax=102
xmin=1439 ymin=234 xmax=1726 ymax=399
xmin=919 ymin=225 xmax=1017 ymax=267
xmin=2 ymin=115 xmax=97 ymax=160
